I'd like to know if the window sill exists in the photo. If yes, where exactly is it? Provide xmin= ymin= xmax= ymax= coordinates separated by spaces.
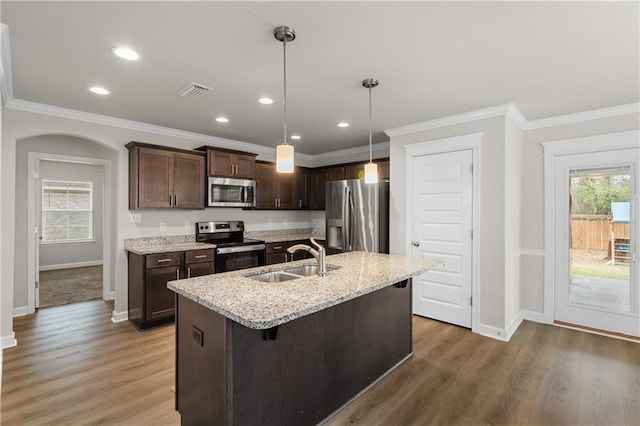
xmin=40 ymin=239 xmax=96 ymax=247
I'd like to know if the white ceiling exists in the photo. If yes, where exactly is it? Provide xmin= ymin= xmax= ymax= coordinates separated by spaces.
xmin=2 ymin=1 xmax=638 ymax=155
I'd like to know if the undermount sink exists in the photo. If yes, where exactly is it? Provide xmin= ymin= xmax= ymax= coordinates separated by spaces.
xmin=248 ymin=271 xmax=301 ymax=283
xmin=283 ymin=264 xmax=340 ymax=277
xmin=247 ymin=264 xmax=340 ymax=282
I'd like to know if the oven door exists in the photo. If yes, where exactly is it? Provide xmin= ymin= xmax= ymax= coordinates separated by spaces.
xmin=216 ymin=244 xmax=266 ymax=272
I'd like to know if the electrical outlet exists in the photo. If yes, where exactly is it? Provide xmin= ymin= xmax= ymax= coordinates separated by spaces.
xmin=129 ymin=213 xmax=141 ymax=224
xmin=159 ymin=223 xmax=167 ymax=232
xmin=192 ymin=326 xmax=204 ymax=347
xmin=185 ymin=221 xmax=191 ymax=230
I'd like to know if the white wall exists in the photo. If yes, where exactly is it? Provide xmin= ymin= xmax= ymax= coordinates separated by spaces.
xmin=38 ymin=159 xmax=104 ymax=269
xmin=519 ymin=112 xmax=640 ymax=316
xmin=389 ymin=116 xmax=508 ymax=330
xmin=504 ymin=117 xmax=523 ymax=329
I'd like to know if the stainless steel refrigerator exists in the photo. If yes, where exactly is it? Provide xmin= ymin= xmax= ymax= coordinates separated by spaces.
xmin=325 ymin=179 xmax=389 ymax=253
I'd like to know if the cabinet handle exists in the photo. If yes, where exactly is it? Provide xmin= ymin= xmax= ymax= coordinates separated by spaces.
xmin=157 ymin=258 xmax=172 ymax=263
xmin=194 ymin=254 xmax=208 ymax=259
xmin=187 ymin=267 xmax=191 ymax=278
xmin=176 ymin=268 xmax=180 ymax=280
xmin=174 ymin=194 xmax=178 ymax=206
xmin=273 ymin=246 xmax=282 ymax=250
xmin=299 ymin=199 xmax=302 ymax=208
xmin=169 ymin=194 xmax=172 ymax=206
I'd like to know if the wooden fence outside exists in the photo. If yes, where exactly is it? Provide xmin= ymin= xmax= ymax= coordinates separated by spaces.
xmin=571 ymin=215 xmax=630 ymax=251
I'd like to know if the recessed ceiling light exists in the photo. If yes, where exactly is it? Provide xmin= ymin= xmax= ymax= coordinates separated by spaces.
xmin=215 ymin=116 xmax=229 ymax=123
xmin=258 ymin=97 xmax=274 ymax=105
xmin=111 ymin=46 xmax=140 ymax=61
xmin=337 ymin=122 xmax=350 ymax=128
xmin=290 ymin=135 xmax=301 ymax=140
xmin=89 ymin=86 xmax=110 ymax=95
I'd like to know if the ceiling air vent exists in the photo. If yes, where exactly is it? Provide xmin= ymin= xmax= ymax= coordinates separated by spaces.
xmin=176 ymin=82 xmax=213 ymax=98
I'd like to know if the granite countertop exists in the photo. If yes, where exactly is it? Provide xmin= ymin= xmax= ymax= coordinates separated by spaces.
xmin=125 ymin=242 xmax=215 ymax=255
xmin=168 ymin=251 xmax=441 ymax=330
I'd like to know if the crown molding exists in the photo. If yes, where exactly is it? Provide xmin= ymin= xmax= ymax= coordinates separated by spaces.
xmin=524 ymin=102 xmax=640 ymax=130
xmin=311 ymin=141 xmax=390 ymax=161
xmin=384 ymin=102 xmax=640 ymax=137
xmin=0 ymin=24 xmax=14 ymax=106
xmin=384 ymin=103 xmax=517 ymax=137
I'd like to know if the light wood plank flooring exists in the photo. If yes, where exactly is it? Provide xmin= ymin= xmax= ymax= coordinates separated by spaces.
xmin=2 ymin=300 xmax=638 ymax=425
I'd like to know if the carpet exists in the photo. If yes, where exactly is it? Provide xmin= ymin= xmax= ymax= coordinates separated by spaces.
xmin=39 ymin=265 xmax=103 ymax=308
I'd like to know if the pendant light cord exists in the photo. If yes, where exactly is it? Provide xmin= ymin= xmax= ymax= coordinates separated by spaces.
xmin=282 ymin=36 xmax=288 ymax=146
xmin=368 ymin=86 xmax=373 ymax=163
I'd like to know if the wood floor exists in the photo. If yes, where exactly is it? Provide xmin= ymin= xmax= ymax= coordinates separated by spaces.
xmin=2 ymin=301 xmax=638 ymax=425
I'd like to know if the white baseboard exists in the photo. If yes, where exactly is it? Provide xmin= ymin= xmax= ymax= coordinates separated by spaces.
xmin=1 ymin=332 xmax=17 ymax=349
xmin=505 ymin=311 xmax=524 ymax=341
xmin=13 ymin=306 xmax=29 ymax=317
xmin=111 ymin=310 xmax=128 ymax=323
xmin=39 ymin=260 xmax=103 ymax=271
xmin=521 ymin=309 xmax=546 ymax=323
xmin=476 ymin=323 xmax=510 ymax=342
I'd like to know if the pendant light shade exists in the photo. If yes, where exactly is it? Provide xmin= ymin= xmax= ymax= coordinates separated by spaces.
xmin=276 ymin=144 xmax=294 ymax=173
xmin=274 ymin=26 xmax=296 ymax=173
xmin=362 ymin=78 xmax=379 ymax=184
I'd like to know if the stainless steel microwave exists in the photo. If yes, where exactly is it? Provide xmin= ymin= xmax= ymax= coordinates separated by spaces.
xmin=207 ymin=177 xmax=256 ymax=208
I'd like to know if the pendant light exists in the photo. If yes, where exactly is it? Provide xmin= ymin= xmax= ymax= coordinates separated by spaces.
xmin=274 ymin=26 xmax=296 ymax=173
xmin=362 ymin=78 xmax=379 ymax=184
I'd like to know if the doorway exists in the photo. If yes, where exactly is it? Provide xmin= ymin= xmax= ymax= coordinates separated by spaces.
xmin=405 ymin=133 xmax=480 ymax=330
xmin=27 ymin=152 xmax=112 ymax=313
xmin=544 ymin=131 xmax=639 ymax=338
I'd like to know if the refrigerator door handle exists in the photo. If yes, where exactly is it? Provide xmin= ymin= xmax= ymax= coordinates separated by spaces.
xmin=348 ymin=187 xmax=355 ymax=251
xmin=343 ymin=186 xmax=350 ymax=251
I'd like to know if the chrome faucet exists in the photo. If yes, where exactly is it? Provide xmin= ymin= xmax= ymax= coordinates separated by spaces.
xmin=287 ymin=238 xmax=327 ymax=276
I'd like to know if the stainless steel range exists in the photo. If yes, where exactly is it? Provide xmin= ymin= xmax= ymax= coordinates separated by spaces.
xmin=196 ymin=221 xmax=266 ymax=272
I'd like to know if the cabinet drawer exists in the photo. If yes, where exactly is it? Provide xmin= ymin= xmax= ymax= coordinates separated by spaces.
xmin=146 ymin=252 xmax=182 ymax=269
xmin=266 ymin=243 xmax=288 ymax=254
xmin=185 ymin=249 xmax=214 ymax=264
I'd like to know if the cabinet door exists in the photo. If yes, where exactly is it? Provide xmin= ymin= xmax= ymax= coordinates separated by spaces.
xmin=233 ymin=154 xmax=256 ymax=179
xmin=173 ymin=152 xmax=205 ymax=209
xmin=209 ymin=150 xmax=234 ymax=177
xmin=345 ymin=164 xmax=364 ymax=180
xmin=276 ymin=173 xmax=295 ymax=209
xmin=294 ymin=167 xmax=309 ymax=209
xmin=185 ymin=262 xmax=214 ymax=278
xmin=376 ymin=159 xmax=390 ymax=180
xmin=138 ymin=147 xmax=173 ymax=208
xmin=145 ymin=266 xmax=179 ymax=321
xmin=255 ymin=163 xmax=277 ymax=208
xmin=310 ymin=169 xmax=329 ymax=210
xmin=328 ymin=166 xmax=345 ymax=182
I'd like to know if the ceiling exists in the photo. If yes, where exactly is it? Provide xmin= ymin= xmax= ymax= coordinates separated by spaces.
xmin=1 ymin=1 xmax=638 ymax=155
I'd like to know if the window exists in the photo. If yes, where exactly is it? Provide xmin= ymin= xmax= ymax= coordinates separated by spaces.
xmin=42 ymin=179 xmax=93 ymax=242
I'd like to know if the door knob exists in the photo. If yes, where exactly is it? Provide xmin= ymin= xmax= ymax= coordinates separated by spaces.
xmin=412 ymin=241 xmax=420 ymax=247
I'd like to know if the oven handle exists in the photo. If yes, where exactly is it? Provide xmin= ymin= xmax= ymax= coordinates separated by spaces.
xmin=216 ymin=244 xmax=266 ymax=255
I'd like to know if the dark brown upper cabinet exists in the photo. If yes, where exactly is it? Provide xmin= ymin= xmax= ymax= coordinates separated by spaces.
xmin=196 ymin=146 xmax=257 ymax=179
xmin=345 ymin=159 xmax=390 ymax=180
xmin=255 ymin=162 xmax=307 ymax=209
xmin=127 ymin=142 xmax=205 ymax=210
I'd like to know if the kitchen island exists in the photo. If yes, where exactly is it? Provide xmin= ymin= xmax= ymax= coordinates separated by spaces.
xmin=168 ymin=251 xmax=440 ymax=425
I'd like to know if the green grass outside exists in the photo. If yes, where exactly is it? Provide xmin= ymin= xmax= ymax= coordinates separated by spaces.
xmin=571 ymin=262 xmax=630 ymax=280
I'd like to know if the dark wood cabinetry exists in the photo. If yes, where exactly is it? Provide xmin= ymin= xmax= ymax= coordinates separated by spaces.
xmin=265 ymin=239 xmax=326 ymax=265
xmin=127 ymin=248 xmax=214 ymax=329
xmin=255 ymin=162 xmax=304 ymax=209
xmin=196 ymin=146 xmax=257 ymax=179
xmin=127 ymin=142 xmax=205 ymax=210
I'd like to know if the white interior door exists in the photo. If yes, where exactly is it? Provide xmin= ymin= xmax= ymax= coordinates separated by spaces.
xmin=554 ymin=149 xmax=639 ymax=336
xmin=411 ymin=149 xmax=473 ymax=328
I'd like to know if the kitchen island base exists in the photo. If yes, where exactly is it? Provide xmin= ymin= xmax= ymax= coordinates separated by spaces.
xmin=175 ymin=279 xmax=412 ymax=426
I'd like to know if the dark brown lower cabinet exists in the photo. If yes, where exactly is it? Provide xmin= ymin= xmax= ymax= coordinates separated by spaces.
xmin=128 ymin=248 xmax=214 ymax=330
xmin=175 ymin=279 xmax=412 ymax=425
xmin=265 ymin=239 xmax=324 ymax=265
